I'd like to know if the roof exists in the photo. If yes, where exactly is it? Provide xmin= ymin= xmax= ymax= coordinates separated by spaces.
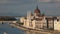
xmin=34 ymin=6 xmax=40 ymax=13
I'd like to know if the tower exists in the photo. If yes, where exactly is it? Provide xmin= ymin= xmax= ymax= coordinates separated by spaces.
xmin=26 ymin=11 xmax=32 ymax=28
xmin=34 ymin=5 xmax=41 ymax=17
xmin=34 ymin=0 xmax=41 ymax=16
xmin=27 ymin=11 xmax=32 ymax=19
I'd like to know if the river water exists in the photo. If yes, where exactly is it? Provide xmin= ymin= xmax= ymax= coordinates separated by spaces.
xmin=0 ymin=22 xmax=25 ymax=34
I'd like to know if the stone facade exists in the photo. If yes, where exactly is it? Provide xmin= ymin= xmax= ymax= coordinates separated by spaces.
xmin=20 ymin=6 xmax=56 ymax=30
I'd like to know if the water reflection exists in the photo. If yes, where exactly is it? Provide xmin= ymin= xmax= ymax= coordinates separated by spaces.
xmin=25 ymin=30 xmax=60 ymax=34
xmin=25 ymin=30 xmax=48 ymax=34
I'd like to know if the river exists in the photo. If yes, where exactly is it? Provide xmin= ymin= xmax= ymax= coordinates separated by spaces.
xmin=0 ymin=22 xmax=25 ymax=34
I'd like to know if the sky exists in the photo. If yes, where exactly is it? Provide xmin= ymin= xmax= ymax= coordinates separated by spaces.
xmin=0 ymin=0 xmax=60 ymax=16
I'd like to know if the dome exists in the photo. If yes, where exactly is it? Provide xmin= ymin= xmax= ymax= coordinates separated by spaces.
xmin=34 ymin=6 xmax=40 ymax=13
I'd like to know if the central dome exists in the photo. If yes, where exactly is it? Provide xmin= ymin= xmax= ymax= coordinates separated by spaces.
xmin=34 ymin=6 xmax=40 ymax=13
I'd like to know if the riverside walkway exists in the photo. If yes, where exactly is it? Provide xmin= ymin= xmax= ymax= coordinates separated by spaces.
xmin=9 ymin=23 xmax=60 ymax=34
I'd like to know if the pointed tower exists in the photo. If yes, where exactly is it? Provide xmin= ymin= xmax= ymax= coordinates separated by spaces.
xmin=34 ymin=5 xmax=41 ymax=16
xmin=34 ymin=5 xmax=40 ymax=13
xmin=27 ymin=11 xmax=31 ymax=19
xmin=34 ymin=0 xmax=41 ymax=16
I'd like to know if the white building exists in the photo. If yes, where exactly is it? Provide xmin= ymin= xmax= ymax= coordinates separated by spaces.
xmin=20 ymin=6 xmax=48 ymax=30
xmin=20 ymin=5 xmax=60 ymax=31
xmin=20 ymin=6 xmax=58 ymax=30
xmin=54 ymin=19 xmax=60 ymax=30
xmin=46 ymin=17 xmax=54 ymax=30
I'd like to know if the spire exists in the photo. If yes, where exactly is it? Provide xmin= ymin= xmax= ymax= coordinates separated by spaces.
xmin=34 ymin=0 xmax=40 ymax=13
xmin=42 ymin=12 xmax=45 ymax=16
xmin=36 ymin=0 xmax=38 ymax=9
xmin=36 ymin=5 xmax=38 ymax=10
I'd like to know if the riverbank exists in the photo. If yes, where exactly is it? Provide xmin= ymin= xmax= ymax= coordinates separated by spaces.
xmin=9 ymin=23 xmax=60 ymax=34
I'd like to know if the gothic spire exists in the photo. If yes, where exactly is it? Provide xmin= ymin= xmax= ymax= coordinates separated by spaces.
xmin=36 ymin=0 xmax=38 ymax=9
xmin=34 ymin=0 xmax=40 ymax=13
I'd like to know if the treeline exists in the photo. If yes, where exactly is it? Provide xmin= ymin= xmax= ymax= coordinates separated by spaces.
xmin=0 ymin=16 xmax=16 ymax=21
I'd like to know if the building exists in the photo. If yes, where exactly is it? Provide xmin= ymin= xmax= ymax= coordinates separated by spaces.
xmin=20 ymin=6 xmax=50 ymax=30
xmin=54 ymin=17 xmax=60 ymax=30
xmin=46 ymin=17 xmax=54 ymax=30
xmin=20 ymin=4 xmax=60 ymax=30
